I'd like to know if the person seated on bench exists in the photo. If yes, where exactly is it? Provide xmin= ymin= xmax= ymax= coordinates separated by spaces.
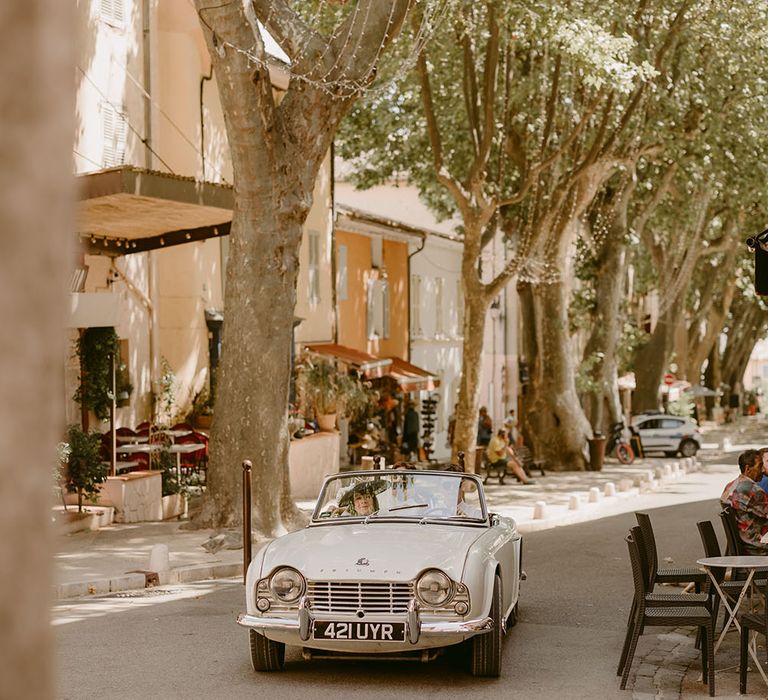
xmin=485 ymin=429 xmax=536 ymax=485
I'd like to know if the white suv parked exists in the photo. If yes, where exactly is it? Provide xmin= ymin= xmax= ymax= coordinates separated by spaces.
xmin=630 ymin=413 xmax=701 ymax=457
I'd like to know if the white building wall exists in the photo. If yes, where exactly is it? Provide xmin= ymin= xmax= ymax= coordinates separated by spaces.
xmin=410 ymin=235 xmax=464 ymax=461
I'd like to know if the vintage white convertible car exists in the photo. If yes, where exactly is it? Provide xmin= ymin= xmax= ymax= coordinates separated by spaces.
xmin=237 ymin=469 xmax=523 ymax=676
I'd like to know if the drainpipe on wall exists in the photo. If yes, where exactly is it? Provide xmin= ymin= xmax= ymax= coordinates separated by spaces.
xmin=142 ymin=0 xmax=152 ymax=169
xmin=200 ymin=65 xmax=213 ymax=180
xmin=330 ymin=142 xmax=338 ymax=344
xmin=406 ymin=234 xmax=426 ymax=362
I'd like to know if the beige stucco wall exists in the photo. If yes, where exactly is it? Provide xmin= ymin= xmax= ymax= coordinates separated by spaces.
xmin=72 ymin=0 xmax=333 ymax=428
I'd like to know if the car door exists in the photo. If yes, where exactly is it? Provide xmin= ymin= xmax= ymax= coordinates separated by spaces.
xmin=658 ymin=418 xmax=685 ymax=450
xmin=636 ymin=418 xmax=661 ymax=450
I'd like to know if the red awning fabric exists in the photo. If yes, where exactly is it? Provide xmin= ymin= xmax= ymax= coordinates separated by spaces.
xmin=386 ymin=356 xmax=440 ymax=393
xmin=304 ymin=343 xmax=392 ymax=378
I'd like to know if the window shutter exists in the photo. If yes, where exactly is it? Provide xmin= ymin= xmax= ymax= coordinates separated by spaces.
xmin=308 ymin=230 xmax=320 ymax=305
xmin=381 ymin=278 xmax=390 ymax=339
xmin=102 ymin=102 xmax=127 ymax=167
xmin=435 ymin=277 xmax=445 ymax=336
xmin=411 ymin=275 xmax=422 ymax=336
xmin=100 ymin=0 xmax=125 ymax=28
xmin=337 ymin=244 xmax=348 ymax=301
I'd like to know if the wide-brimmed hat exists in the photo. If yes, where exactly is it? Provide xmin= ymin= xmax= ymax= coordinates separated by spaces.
xmin=337 ymin=478 xmax=387 ymax=508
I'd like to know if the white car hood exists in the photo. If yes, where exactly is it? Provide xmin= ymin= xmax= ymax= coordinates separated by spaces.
xmin=259 ymin=522 xmax=484 ymax=582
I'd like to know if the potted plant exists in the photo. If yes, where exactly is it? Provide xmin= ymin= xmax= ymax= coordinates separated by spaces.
xmin=189 ymin=388 xmax=214 ymax=430
xmin=297 ymin=359 xmax=370 ymax=431
xmin=64 ymin=425 xmax=108 ymax=513
xmin=155 ymin=448 xmax=187 ymax=519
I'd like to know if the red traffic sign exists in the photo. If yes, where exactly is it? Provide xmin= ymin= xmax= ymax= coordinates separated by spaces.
xmin=663 ymin=373 xmax=675 ymax=386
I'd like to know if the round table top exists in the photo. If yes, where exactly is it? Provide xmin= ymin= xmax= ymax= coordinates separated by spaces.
xmin=697 ymin=555 xmax=768 ymax=568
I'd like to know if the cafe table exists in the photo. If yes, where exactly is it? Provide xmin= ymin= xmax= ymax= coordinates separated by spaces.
xmin=168 ymin=442 xmax=206 ymax=481
xmin=697 ymin=555 xmax=768 ymax=685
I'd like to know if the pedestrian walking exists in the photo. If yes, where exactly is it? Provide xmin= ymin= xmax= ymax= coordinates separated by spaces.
xmin=477 ymin=406 xmax=493 ymax=447
xmin=402 ymin=400 xmax=420 ymax=461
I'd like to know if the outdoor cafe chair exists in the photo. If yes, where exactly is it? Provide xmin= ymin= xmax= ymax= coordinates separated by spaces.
xmin=619 ymin=527 xmax=715 ymax=696
xmin=618 ymin=526 xmax=711 ymax=676
xmin=720 ymin=507 xmax=768 ymax=582
xmin=635 ymin=512 xmax=707 ymax=592
xmin=739 ymin=576 xmax=768 ymax=693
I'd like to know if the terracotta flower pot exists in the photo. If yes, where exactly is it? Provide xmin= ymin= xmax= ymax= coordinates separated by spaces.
xmin=316 ymin=413 xmax=338 ymax=432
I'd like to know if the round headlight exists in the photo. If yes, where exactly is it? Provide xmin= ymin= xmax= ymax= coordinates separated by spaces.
xmin=269 ymin=567 xmax=305 ymax=602
xmin=416 ymin=569 xmax=453 ymax=607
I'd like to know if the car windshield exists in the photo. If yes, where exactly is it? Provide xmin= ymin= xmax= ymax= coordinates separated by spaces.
xmin=312 ymin=471 xmax=487 ymax=523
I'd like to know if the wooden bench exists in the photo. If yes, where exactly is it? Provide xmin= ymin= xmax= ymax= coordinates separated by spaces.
xmin=511 ymin=446 xmax=546 ymax=478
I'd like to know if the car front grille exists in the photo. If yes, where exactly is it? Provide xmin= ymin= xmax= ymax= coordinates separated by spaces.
xmin=307 ymin=580 xmax=414 ymax=614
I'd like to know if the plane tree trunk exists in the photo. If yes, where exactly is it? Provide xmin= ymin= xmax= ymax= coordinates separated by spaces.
xmin=194 ymin=0 xmax=412 ymax=534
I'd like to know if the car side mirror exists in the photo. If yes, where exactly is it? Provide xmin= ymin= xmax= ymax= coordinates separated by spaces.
xmin=489 ymin=512 xmax=500 ymax=526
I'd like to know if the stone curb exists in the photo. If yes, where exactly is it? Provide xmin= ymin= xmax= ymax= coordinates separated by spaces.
xmin=509 ymin=458 xmax=702 ymax=534
xmin=54 ymin=561 xmax=242 ymax=600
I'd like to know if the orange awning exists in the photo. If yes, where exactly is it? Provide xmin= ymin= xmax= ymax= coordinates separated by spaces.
xmin=386 ymin=356 xmax=440 ymax=392
xmin=304 ymin=343 xmax=392 ymax=378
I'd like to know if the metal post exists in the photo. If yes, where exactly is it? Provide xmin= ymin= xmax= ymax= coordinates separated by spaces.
xmin=373 ymin=455 xmax=382 ymax=470
xmin=242 ymin=459 xmax=252 ymax=583
xmin=110 ymin=352 xmax=117 ymax=477
xmin=458 ymin=451 xmax=465 ymax=471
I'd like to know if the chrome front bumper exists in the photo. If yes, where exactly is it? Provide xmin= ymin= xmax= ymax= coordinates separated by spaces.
xmin=237 ymin=611 xmax=493 ymax=644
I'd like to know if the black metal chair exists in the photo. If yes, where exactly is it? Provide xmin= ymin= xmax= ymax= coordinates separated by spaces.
xmin=739 ymin=577 xmax=768 ymax=694
xmin=635 ymin=512 xmax=707 ymax=592
xmin=619 ymin=528 xmax=715 ymax=696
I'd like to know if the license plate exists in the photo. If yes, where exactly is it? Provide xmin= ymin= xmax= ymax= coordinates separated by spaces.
xmin=313 ymin=620 xmax=406 ymax=642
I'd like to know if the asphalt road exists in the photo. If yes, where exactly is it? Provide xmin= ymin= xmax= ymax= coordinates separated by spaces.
xmin=54 ymin=498 xmax=724 ymax=700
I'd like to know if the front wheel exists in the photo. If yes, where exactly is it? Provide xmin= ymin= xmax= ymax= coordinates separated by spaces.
xmin=470 ymin=575 xmax=503 ymax=677
xmin=249 ymin=629 xmax=285 ymax=672
xmin=616 ymin=443 xmax=635 ymax=465
xmin=679 ymin=439 xmax=698 ymax=458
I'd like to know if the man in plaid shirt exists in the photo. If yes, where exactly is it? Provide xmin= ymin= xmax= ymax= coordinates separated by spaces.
xmin=721 ymin=449 xmax=768 ymax=554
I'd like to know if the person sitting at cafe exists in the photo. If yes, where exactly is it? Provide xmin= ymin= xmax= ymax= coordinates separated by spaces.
xmin=720 ymin=448 xmax=768 ymax=553
xmin=485 ymin=428 xmax=536 ymax=485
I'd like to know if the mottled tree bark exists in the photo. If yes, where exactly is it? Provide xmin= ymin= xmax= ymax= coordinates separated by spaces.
xmin=194 ymin=1 xmax=413 ymax=534
xmin=582 ymin=181 xmax=633 ymax=431
xmin=0 ymin=2 xmax=73 ymax=698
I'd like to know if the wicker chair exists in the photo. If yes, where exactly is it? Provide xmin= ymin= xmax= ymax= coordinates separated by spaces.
xmin=635 ymin=512 xmax=707 ymax=591
xmin=619 ymin=528 xmax=715 ymax=696
xmin=617 ymin=526 xmax=711 ymax=676
xmin=739 ymin=577 xmax=768 ymax=694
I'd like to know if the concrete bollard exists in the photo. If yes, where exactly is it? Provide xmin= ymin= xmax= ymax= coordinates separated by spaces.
xmin=655 ymin=466 xmax=665 ymax=480
xmin=588 ymin=486 xmax=600 ymax=503
xmin=672 ymin=463 xmax=681 ymax=478
xmin=604 ymin=482 xmax=616 ymax=497
xmin=723 ymin=437 xmax=732 ymax=451
xmin=664 ymin=464 xmax=673 ymax=478
xmin=149 ymin=543 xmax=170 ymax=573
xmin=360 ymin=456 xmax=375 ymax=470
xmin=568 ymin=494 xmax=580 ymax=510
xmin=533 ymin=501 xmax=547 ymax=520
xmin=619 ymin=478 xmax=634 ymax=492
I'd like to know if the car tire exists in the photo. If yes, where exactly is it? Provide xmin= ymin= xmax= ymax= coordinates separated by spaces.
xmin=249 ymin=629 xmax=285 ymax=672
xmin=470 ymin=574 xmax=503 ymax=677
xmin=679 ymin=439 xmax=698 ymax=458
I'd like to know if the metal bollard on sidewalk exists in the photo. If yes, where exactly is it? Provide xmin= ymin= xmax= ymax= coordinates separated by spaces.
xmin=242 ymin=459 xmax=252 ymax=584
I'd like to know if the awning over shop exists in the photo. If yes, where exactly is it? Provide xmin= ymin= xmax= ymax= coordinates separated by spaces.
xmin=304 ymin=343 xmax=392 ymax=379
xmin=78 ymin=166 xmax=233 ymax=256
xmin=386 ymin=356 xmax=440 ymax=392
